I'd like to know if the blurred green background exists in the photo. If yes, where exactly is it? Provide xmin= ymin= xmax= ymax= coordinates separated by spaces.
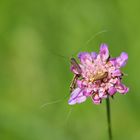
xmin=0 ymin=0 xmax=139 ymax=140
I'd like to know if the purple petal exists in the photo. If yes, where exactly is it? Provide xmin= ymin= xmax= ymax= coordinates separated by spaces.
xmin=116 ymin=52 xmax=128 ymax=67
xmin=76 ymin=96 xmax=87 ymax=104
xmin=98 ymin=90 xmax=107 ymax=98
xmin=77 ymin=80 xmax=83 ymax=88
xmin=115 ymin=83 xmax=129 ymax=94
xmin=92 ymin=94 xmax=101 ymax=104
xmin=83 ymin=88 xmax=92 ymax=96
xmin=108 ymin=86 xmax=117 ymax=96
xmin=68 ymin=88 xmax=86 ymax=105
xmin=98 ymin=88 xmax=106 ymax=98
xmin=99 ymin=43 xmax=109 ymax=61
xmin=77 ymin=80 xmax=88 ymax=89
xmin=78 ymin=52 xmax=92 ymax=64
xmin=91 ymin=52 xmax=97 ymax=61
xmin=112 ymin=69 xmax=122 ymax=77
xmin=69 ymin=88 xmax=81 ymax=99
xmin=109 ymin=58 xmax=117 ymax=66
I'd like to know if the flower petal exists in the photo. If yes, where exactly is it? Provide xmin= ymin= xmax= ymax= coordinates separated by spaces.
xmin=98 ymin=89 xmax=107 ymax=98
xmin=83 ymin=88 xmax=92 ymax=96
xmin=68 ymin=88 xmax=86 ymax=105
xmin=77 ymin=79 xmax=88 ymax=88
xmin=109 ymin=58 xmax=117 ymax=66
xmin=115 ymin=83 xmax=129 ymax=94
xmin=76 ymin=95 xmax=87 ymax=104
xmin=78 ymin=52 xmax=92 ymax=64
xmin=116 ymin=52 xmax=128 ymax=67
xmin=111 ymin=69 xmax=122 ymax=77
xmin=108 ymin=86 xmax=117 ymax=96
xmin=91 ymin=52 xmax=97 ymax=61
xmin=68 ymin=88 xmax=81 ymax=103
xmin=99 ymin=43 xmax=109 ymax=61
xmin=92 ymin=94 xmax=101 ymax=104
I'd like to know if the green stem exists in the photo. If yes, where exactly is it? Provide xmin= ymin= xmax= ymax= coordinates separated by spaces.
xmin=106 ymin=97 xmax=112 ymax=140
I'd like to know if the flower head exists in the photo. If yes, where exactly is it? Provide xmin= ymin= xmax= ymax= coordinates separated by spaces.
xmin=68 ymin=44 xmax=129 ymax=105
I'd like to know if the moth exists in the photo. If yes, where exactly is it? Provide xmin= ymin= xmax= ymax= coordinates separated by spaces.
xmin=70 ymin=58 xmax=82 ymax=93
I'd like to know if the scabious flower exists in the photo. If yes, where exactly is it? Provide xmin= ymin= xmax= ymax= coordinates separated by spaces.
xmin=68 ymin=44 xmax=129 ymax=105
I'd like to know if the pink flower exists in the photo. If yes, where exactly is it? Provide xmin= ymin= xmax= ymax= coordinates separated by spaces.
xmin=68 ymin=44 xmax=129 ymax=105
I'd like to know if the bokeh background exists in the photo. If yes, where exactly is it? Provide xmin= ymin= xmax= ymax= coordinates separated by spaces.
xmin=0 ymin=0 xmax=139 ymax=140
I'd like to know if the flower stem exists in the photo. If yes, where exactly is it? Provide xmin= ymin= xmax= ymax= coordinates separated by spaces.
xmin=106 ymin=97 xmax=112 ymax=140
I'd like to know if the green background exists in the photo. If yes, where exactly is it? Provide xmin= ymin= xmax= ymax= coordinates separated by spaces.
xmin=0 ymin=0 xmax=139 ymax=140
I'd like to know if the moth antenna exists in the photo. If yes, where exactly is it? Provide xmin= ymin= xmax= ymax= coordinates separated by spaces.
xmin=72 ymin=29 xmax=108 ymax=57
xmin=40 ymin=99 xmax=63 ymax=109
xmin=65 ymin=107 xmax=73 ymax=124
xmin=48 ymin=48 xmax=69 ymax=61
xmin=40 ymin=93 xmax=69 ymax=109
xmin=85 ymin=29 xmax=108 ymax=46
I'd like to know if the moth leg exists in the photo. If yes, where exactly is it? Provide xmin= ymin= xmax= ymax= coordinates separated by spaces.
xmin=70 ymin=75 xmax=78 ymax=93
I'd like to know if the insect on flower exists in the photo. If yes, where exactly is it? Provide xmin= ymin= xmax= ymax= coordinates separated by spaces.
xmin=68 ymin=44 xmax=129 ymax=105
xmin=70 ymin=58 xmax=82 ymax=93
